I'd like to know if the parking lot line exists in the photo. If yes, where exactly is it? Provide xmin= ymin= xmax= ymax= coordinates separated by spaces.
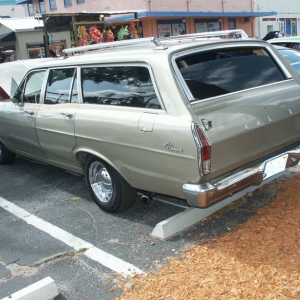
xmin=0 ymin=197 xmax=145 ymax=277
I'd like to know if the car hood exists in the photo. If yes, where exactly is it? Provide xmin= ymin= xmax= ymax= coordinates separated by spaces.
xmin=0 ymin=58 xmax=52 ymax=98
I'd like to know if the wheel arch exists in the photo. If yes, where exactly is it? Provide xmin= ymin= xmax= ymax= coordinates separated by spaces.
xmin=75 ymin=149 xmax=124 ymax=179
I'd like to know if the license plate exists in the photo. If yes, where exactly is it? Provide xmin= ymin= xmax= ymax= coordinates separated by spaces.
xmin=264 ymin=155 xmax=288 ymax=180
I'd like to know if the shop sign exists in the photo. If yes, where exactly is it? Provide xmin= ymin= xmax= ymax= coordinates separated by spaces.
xmin=70 ymin=30 xmax=76 ymax=48
xmin=158 ymin=24 xmax=172 ymax=38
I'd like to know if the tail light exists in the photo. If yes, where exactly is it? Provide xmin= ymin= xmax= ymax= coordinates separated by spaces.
xmin=192 ymin=123 xmax=211 ymax=176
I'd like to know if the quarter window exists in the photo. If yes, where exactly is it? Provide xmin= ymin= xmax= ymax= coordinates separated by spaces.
xmin=45 ymin=68 xmax=78 ymax=104
xmin=81 ymin=66 xmax=161 ymax=109
xmin=176 ymin=47 xmax=286 ymax=101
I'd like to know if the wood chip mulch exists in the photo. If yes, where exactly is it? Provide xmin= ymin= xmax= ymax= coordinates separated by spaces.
xmin=115 ymin=172 xmax=300 ymax=300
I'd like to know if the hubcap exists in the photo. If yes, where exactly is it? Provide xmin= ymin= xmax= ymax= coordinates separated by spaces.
xmin=89 ymin=161 xmax=113 ymax=203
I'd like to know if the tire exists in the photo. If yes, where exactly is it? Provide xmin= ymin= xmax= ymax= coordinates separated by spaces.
xmin=85 ymin=156 xmax=137 ymax=213
xmin=0 ymin=141 xmax=16 ymax=165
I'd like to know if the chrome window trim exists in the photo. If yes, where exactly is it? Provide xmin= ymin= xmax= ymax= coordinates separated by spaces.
xmin=45 ymin=66 xmax=77 ymax=104
xmin=77 ymin=61 xmax=165 ymax=111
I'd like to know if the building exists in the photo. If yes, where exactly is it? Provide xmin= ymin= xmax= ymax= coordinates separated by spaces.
xmin=1 ymin=0 xmax=284 ymax=60
xmin=15 ymin=0 xmax=277 ymax=36
xmin=0 ymin=0 xmax=27 ymax=18
xmin=254 ymin=0 xmax=300 ymax=38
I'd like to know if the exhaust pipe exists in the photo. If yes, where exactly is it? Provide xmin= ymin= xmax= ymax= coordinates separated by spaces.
xmin=141 ymin=192 xmax=155 ymax=204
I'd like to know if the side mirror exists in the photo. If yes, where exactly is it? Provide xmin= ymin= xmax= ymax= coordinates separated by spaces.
xmin=11 ymin=94 xmax=24 ymax=107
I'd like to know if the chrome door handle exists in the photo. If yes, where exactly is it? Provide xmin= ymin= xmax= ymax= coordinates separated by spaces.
xmin=60 ymin=113 xmax=73 ymax=118
xmin=24 ymin=110 xmax=34 ymax=116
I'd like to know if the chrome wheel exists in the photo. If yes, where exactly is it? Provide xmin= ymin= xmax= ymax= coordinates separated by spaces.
xmin=88 ymin=161 xmax=113 ymax=203
xmin=85 ymin=156 xmax=137 ymax=213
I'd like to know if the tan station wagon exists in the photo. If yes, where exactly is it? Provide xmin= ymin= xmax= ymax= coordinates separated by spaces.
xmin=1 ymin=30 xmax=300 ymax=213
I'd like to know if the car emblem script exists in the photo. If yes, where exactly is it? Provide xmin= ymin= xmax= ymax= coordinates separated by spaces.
xmin=164 ymin=142 xmax=183 ymax=153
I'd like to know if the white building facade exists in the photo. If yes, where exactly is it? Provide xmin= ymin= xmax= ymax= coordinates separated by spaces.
xmin=254 ymin=0 xmax=300 ymax=38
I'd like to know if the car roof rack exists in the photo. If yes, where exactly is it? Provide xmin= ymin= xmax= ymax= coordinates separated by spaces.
xmin=62 ymin=37 xmax=166 ymax=57
xmin=62 ymin=29 xmax=248 ymax=57
xmin=163 ymin=29 xmax=248 ymax=41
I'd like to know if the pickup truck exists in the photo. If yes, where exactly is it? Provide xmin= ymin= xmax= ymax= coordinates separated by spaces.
xmin=1 ymin=30 xmax=300 ymax=213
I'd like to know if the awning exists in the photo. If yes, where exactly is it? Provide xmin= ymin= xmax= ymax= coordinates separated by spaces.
xmin=108 ymin=11 xmax=277 ymax=21
xmin=0 ymin=32 xmax=16 ymax=43
xmin=0 ymin=0 xmax=16 ymax=4
xmin=15 ymin=0 xmax=27 ymax=3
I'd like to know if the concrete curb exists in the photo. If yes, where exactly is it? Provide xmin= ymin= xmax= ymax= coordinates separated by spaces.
xmin=1 ymin=276 xmax=59 ymax=300
xmin=151 ymin=171 xmax=289 ymax=239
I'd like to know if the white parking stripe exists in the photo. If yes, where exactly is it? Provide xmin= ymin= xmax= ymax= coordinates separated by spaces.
xmin=0 ymin=197 xmax=145 ymax=277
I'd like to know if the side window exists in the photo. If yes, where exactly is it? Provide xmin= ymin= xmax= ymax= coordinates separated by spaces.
xmin=176 ymin=47 xmax=286 ymax=101
xmin=81 ymin=66 xmax=161 ymax=109
xmin=45 ymin=68 xmax=77 ymax=104
xmin=14 ymin=70 xmax=46 ymax=104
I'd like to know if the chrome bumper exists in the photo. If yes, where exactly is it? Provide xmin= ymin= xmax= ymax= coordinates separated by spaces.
xmin=183 ymin=148 xmax=300 ymax=208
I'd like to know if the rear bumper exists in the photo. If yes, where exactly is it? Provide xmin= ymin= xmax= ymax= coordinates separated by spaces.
xmin=183 ymin=147 xmax=300 ymax=208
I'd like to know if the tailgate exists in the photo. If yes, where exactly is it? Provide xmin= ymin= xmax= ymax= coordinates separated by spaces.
xmin=191 ymin=80 xmax=300 ymax=178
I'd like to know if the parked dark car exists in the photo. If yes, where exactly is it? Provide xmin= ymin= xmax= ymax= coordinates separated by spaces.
xmin=262 ymin=31 xmax=280 ymax=41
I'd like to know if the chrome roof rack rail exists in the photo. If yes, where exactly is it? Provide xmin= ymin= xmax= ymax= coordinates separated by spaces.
xmin=62 ymin=37 xmax=166 ymax=57
xmin=62 ymin=29 xmax=248 ymax=58
xmin=159 ymin=29 xmax=249 ymax=41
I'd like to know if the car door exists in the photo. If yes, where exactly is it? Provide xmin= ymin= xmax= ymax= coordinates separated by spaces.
xmin=1 ymin=70 xmax=47 ymax=158
xmin=35 ymin=67 xmax=79 ymax=167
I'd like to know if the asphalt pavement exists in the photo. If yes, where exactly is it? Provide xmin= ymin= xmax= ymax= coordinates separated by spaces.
xmin=0 ymin=156 xmax=280 ymax=299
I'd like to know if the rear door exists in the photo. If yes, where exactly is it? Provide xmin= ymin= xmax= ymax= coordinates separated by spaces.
xmin=174 ymin=43 xmax=300 ymax=178
xmin=36 ymin=67 xmax=79 ymax=167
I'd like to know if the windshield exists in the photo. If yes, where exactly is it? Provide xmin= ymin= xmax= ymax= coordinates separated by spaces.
xmin=277 ymin=48 xmax=300 ymax=73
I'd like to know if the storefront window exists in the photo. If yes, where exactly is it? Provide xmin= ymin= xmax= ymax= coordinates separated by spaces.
xmin=157 ymin=20 xmax=186 ymax=37
xmin=27 ymin=43 xmax=45 ymax=59
xmin=292 ymin=20 xmax=297 ymax=36
xmin=228 ymin=18 xmax=236 ymax=30
xmin=50 ymin=41 xmax=66 ymax=57
xmin=3 ymin=50 xmax=17 ymax=62
xmin=276 ymin=19 xmax=297 ymax=36
xmin=195 ymin=20 xmax=221 ymax=33
xmin=49 ymin=0 xmax=57 ymax=10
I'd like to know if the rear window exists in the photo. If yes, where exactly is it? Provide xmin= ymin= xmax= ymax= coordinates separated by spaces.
xmin=176 ymin=47 xmax=286 ymax=101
